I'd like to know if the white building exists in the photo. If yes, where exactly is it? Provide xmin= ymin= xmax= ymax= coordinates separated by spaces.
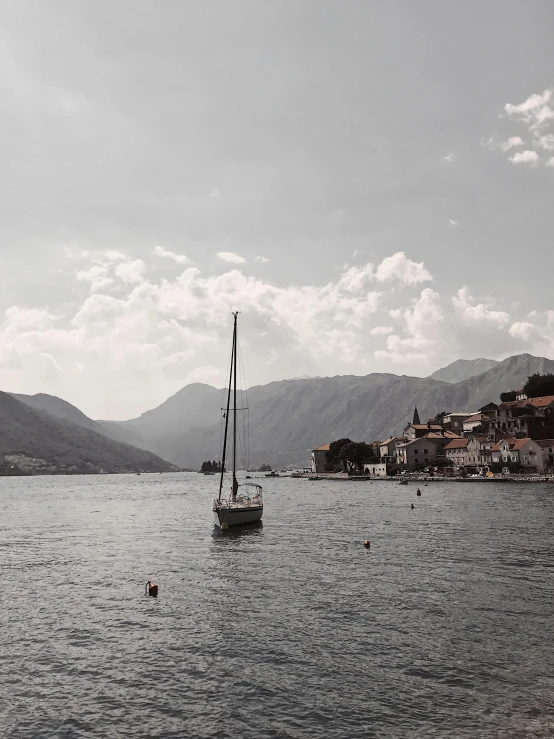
xmin=363 ymin=462 xmax=388 ymax=477
xmin=491 ymin=438 xmax=544 ymax=473
xmin=311 ymin=443 xmax=330 ymax=473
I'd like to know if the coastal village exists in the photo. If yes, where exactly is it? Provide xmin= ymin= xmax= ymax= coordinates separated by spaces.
xmin=311 ymin=387 xmax=554 ymax=478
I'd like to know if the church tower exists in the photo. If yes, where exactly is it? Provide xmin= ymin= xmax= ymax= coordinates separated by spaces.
xmin=412 ymin=407 xmax=421 ymax=425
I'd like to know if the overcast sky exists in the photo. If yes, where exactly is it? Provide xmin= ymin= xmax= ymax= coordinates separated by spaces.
xmin=1 ymin=0 xmax=553 ymax=419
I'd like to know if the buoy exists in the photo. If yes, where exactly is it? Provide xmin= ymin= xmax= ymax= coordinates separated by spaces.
xmin=363 ymin=540 xmax=370 ymax=548
xmin=416 ymin=488 xmax=421 ymax=496
xmin=411 ymin=503 xmax=414 ymax=509
xmin=145 ymin=581 xmax=158 ymax=597
xmin=221 ymin=522 xmax=229 ymax=531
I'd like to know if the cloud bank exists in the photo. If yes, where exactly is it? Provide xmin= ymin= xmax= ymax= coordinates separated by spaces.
xmin=1 ymin=249 xmax=553 ymax=419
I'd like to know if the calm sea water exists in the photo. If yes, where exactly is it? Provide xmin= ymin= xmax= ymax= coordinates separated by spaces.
xmin=1 ymin=473 xmax=553 ymax=738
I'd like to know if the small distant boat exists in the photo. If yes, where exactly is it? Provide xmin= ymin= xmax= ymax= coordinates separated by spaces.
xmin=399 ymin=479 xmax=408 ymax=485
xmin=265 ymin=471 xmax=279 ymax=478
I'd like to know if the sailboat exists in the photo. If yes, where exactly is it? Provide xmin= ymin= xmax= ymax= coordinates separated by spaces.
xmin=213 ymin=313 xmax=263 ymax=529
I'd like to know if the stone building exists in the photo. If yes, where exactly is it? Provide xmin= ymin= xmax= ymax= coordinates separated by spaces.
xmin=491 ymin=438 xmax=544 ymax=473
xmin=492 ymin=396 xmax=554 ymax=440
xmin=396 ymin=437 xmax=442 ymax=470
xmin=536 ymin=440 xmax=554 ymax=473
xmin=311 ymin=443 xmax=330 ymax=473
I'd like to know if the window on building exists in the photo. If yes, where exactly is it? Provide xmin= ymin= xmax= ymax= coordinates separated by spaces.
xmin=424 ymin=449 xmax=428 ymax=454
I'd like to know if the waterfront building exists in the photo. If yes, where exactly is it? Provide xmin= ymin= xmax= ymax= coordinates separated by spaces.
xmin=536 ymin=439 xmax=554 ymax=473
xmin=396 ymin=437 xmax=443 ymax=470
xmin=444 ymin=438 xmax=469 ymax=467
xmin=492 ymin=395 xmax=554 ymax=440
xmin=311 ymin=443 xmax=330 ymax=473
xmin=490 ymin=438 xmax=545 ymax=473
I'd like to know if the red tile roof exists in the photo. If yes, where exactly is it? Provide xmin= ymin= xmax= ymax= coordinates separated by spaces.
xmin=511 ymin=438 xmax=533 ymax=451
xmin=491 ymin=438 xmax=533 ymax=452
xmin=536 ymin=439 xmax=554 ymax=448
xmin=527 ymin=395 xmax=554 ymax=407
xmin=464 ymin=413 xmax=484 ymax=424
xmin=313 ymin=443 xmax=330 ymax=451
xmin=499 ymin=395 xmax=554 ymax=410
xmin=445 ymin=439 xmax=468 ymax=449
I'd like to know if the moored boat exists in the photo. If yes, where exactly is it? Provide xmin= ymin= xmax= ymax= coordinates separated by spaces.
xmin=213 ymin=313 xmax=263 ymax=529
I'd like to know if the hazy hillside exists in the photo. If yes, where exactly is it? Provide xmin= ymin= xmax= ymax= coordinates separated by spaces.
xmin=9 ymin=352 xmax=553 ymax=471
xmin=105 ymin=352 xmax=554 ymax=469
xmin=430 ymin=358 xmax=499 ymax=384
xmin=0 ymin=392 xmax=175 ymax=473
xmin=108 ymin=383 xmax=225 ymax=447
xmin=136 ymin=374 xmax=471 ymax=468
xmin=461 ymin=354 xmax=554 ymax=409
xmin=12 ymin=392 xmax=118 ymax=439
xmin=13 ymin=392 xmax=164 ymax=450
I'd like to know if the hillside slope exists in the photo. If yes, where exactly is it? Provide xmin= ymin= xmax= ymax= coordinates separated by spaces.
xmin=106 ymin=353 xmax=554 ymax=469
xmin=461 ymin=354 xmax=554 ymax=409
xmin=0 ymin=392 xmax=175 ymax=473
xmin=13 ymin=392 xmax=161 ymax=449
xmin=430 ymin=358 xmax=499 ymax=384
xmin=139 ymin=374 xmax=471 ymax=468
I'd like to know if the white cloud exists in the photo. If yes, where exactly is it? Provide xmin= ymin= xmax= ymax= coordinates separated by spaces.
xmin=369 ymin=326 xmax=393 ymax=336
xmin=509 ymin=150 xmax=539 ymax=165
xmin=536 ymin=134 xmax=554 ymax=151
xmin=485 ymin=91 xmax=554 ymax=168
xmin=217 ymin=251 xmax=246 ymax=264
xmin=500 ymin=136 xmax=524 ymax=151
xmin=509 ymin=321 xmax=542 ymax=342
xmin=375 ymin=252 xmax=432 ymax=285
xmin=152 ymin=245 xmax=190 ymax=265
xmin=452 ymin=286 xmax=509 ymax=327
xmin=449 ymin=219 xmax=460 ymax=227
xmin=375 ymin=289 xmax=444 ymax=364
xmin=104 ymin=250 xmax=127 ymax=262
xmin=255 ymin=256 xmax=270 ymax=264
xmin=505 ymin=89 xmax=554 ymax=132
xmin=444 ymin=153 xmax=453 ymax=162
xmin=76 ymin=264 xmax=114 ymax=292
xmin=114 ymin=259 xmax=146 ymax=284
xmin=546 ymin=157 xmax=554 ymax=168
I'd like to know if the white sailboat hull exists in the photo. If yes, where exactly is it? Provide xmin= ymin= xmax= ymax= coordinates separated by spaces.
xmin=213 ymin=500 xmax=263 ymax=528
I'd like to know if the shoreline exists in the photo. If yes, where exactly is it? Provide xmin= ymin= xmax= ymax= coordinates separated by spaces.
xmin=292 ymin=473 xmax=554 ymax=484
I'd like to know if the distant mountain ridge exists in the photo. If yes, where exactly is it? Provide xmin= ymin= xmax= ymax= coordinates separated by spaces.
xmin=0 ymin=392 xmax=175 ymax=474
xmin=97 ymin=353 xmax=554 ymax=469
xmin=429 ymin=358 xmax=500 ymax=384
xmin=6 ymin=352 xmax=554 ymax=471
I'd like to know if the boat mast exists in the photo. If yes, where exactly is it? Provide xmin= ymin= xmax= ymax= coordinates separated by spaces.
xmin=232 ymin=312 xmax=239 ymax=499
xmin=218 ymin=314 xmax=236 ymax=501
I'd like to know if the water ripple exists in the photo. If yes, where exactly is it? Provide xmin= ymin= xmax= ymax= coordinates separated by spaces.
xmin=1 ymin=474 xmax=554 ymax=737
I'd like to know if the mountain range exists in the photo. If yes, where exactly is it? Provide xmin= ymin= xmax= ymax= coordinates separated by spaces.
xmin=0 ymin=391 xmax=176 ymax=474
xmin=3 ymin=352 xmax=553 ymax=472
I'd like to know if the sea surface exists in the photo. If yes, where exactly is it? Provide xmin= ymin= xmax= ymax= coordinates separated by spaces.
xmin=1 ymin=473 xmax=554 ymax=738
